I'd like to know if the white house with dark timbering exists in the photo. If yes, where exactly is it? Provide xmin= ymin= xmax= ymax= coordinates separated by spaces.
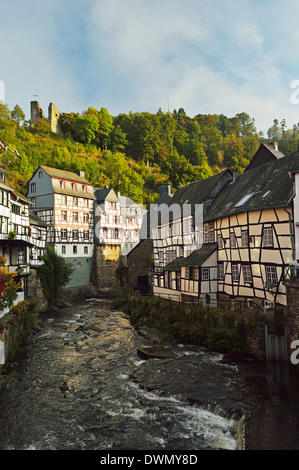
xmin=0 ymin=165 xmax=47 ymax=317
xmin=27 ymin=166 xmax=95 ymax=288
xmin=152 ymin=144 xmax=299 ymax=311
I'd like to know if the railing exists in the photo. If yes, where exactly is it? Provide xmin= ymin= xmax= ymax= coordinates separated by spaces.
xmin=283 ymin=261 xmax=299 ymax=282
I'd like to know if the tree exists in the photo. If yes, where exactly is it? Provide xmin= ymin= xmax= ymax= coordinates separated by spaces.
xmin=73 ymin=114 xmax=99 ymax=144
xmin=37 ymin=245 xmax=74 ymax=306
xmin=10 ymin=105 xmax=25 ymax=124
xmin=0 ymin=257 xmax=19 ymax=313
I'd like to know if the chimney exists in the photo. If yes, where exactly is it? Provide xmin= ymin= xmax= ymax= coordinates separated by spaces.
xmin=159 ymin=185 xmax=172 ymax=196
xmin=272 ymin=141 xmax=278 ymax=151
xmin=76 ymin=170 xmax=85 ymax=178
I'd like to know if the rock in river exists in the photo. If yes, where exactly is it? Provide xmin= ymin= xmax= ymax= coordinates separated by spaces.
xmin=137 ymin=346 xmax=177 ymax=360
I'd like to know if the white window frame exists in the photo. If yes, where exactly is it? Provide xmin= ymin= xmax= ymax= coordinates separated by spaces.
xmin=263 ymin=227 xmax=273 ymax=247
xmin=242 ymin=265 xmax=252 ymax=283
xmin=266 ymin=265 xmax=278 ymax=286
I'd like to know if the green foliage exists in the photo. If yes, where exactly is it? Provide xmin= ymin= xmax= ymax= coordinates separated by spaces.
xmin=37 ymin=245 xmax=74 ymax=306
xmin=1 ymin=101 xmax=296 ymax=210
xmin=127 ymin=296 xmax=263 ymax=355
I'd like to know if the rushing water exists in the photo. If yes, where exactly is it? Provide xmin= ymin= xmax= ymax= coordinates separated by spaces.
xmin=0 ymin=298 xmax=299 ymax=451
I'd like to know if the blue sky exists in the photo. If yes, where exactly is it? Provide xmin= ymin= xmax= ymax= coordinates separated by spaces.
xmin=1 ymin=0 xmax=299 ymax=135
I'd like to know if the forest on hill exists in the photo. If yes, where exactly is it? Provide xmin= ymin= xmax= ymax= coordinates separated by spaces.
xmin=0 ymin=102 xmax=298 ymax=207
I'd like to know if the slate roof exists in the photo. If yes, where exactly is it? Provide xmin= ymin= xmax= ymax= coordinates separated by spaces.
xmin=169 ymin=170 xmax=232 ymax=210
xmin=205 ymin=151 xmax=299 ymax=222
xmin=94 ymin=187 xmax=118 ymax=203
xmin=40 ymin=166 xmax=90 ymax=184
xmin=164 ymin=243 xmax=218 ymax=271
xmin=29 ymin=210 xmax=48 ymax=227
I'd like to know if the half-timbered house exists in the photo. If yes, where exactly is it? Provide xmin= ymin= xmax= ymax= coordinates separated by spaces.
xmin=27 ymin=166 xmax=95 ymax=288
xmin=152 ymin=147 xmax=299 ymax=310
xmin=0 ymin=169 xmax=36 ymax=316
xmin=152 ymin=169 xmax=233 ymax=303
xmin=118 ymin=195 xmax=145 ymax=255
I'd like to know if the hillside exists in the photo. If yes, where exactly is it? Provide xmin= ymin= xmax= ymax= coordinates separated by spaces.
xmin=0 ymin=103 xmax=295 ymax=207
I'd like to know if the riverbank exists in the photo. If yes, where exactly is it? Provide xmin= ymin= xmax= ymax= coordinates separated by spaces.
xmin=117 ymin=295 xmax=264 ymax=359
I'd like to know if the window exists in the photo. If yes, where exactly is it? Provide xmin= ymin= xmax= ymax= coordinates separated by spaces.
xmin=165 ymin=250 xmax=176 ymax=265
xmin=72 ymin=183 xmax=77 ymax=192
xmin=0 ymin=217 xmax=8 ymax=234
xmin=73 ymin=197 xmax=78 ymax=206
xmin=241 ymin=230 xmax=248 ymax=247
xmin=61 ymin=229 xmax=67 ymax=239
xmin=242 ymin=265 xmax=252 ymax=283
xmin=183 ymin=217 xmax=192 ymax=234
xmin=191 ymin=268 xmax=199 ymax=281
xmin=17 ymin=248 xmax=25 ymax=265
xmin=217 ymin=233 xmax=224 ymax=249
xmin=185 ymin=267 xmax=190 ymax=279
xmin=11 ymin=204 xmax=21 ymax=214
xmin=62 ymin=210 xmax=67 ymax=221
xmin=38 ymin=171 xmax=43 ymax=178
xmin=73 ymin=229 xmax=79 ymax=240
xmin=201 ymin=267 xmax=209 ymax=280
xmin=31 ymin=183 xmax=36 ymax=193
xmin=218 ymin=263 xmax=224 ymax=280
xmin=61 ymin=180 xmax=66 ymax=190
xmin=83 ymin=185 xmax=87 ymax=193
xmin=232 ymin=264 xmax=239 ymax=282
xmin=84 ymin=199 xmax=88 ymax=208
xmin=73 ymin=246 xmax=77 ymax=254
xmin=83 ymin=230 xmax=89 ymax=240
xmin=62 ymin=195 xmax=67 ymax=205
xmin=204 ymin=222 xmax=214 ymax=243
xmin=62 ymin=246 xmax=66 ymax=254
xmin=73 ymin=212 xmax=78 ymax=222
xmin=164 ymin=272 xmax=169 ymax=288
xmin=83 ymin=213 xmax=89 ymax=223
xmin=84 ymin=246 xmax=88 ymax=254
xmin=263 ymin=227 xmax=273 ymax=247
xmin=266 ymin=266 xmax=278 ymax=286
xmin=230 ymin=232 xmax=237 ymax=249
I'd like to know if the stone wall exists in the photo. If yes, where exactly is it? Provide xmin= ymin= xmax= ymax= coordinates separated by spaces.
xmin=27 ymin=268 xmax=48 ymax=312
xmin=30 ymin=101 xmax=46 ymax=124
xmin=284 ymin=279 xmax=299 ymax=357
xmin=48 ymin=102 xmax=62 ymax=133
xmin=91 ymin=244 xmax=122 ymax=297
xmin=30 ymin=101 xmax=61 ymax=134
xmin=127 ymin=238 xmax=153 ymax=291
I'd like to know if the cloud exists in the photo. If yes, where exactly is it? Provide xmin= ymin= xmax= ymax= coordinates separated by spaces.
xmin=1 ymin=0 xmax=299 ymax=134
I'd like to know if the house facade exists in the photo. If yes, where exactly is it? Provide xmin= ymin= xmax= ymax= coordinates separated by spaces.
xmin=118 ymin=195 xmax=145 ymax=256
xmin=152 ymin=147 xmax=299 ymax=311
xmin=27 ymin=166 xmax=95 ymax=288
xmin=0 ymin=166 xmax=48 ymax=317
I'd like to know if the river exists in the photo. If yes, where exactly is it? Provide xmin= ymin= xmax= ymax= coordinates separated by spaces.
xmin=0 ymin=297 xmax=299 ymax=451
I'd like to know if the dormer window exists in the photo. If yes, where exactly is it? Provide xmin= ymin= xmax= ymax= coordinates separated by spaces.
xmin=83 ymin=185 xmax=87 ymax=193
xmin=61 ymin=180 xmax=66 ymax=190
xmin=72 ymin=183 xmax=77 ymax=192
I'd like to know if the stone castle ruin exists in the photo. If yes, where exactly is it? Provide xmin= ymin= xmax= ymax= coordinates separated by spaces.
xmin=30 ymin=101 xmax=61 ymax=134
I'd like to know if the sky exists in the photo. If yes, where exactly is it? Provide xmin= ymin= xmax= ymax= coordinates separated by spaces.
xmin=2 ymin=0 xmax=299 ymax=135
